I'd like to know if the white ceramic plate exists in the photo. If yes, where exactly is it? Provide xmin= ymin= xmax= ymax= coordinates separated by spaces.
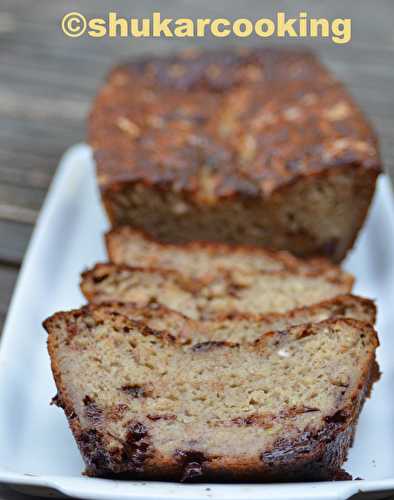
xmin=0 ymin=144 xmax=393 ymax=500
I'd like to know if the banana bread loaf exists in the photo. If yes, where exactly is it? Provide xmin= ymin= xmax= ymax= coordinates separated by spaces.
xmin=45 ymin=309 xmax=379 ymax=481
xmin=89 ymin=48 xmax=381 ymax=262
xmin=80 ymin=263 xmax=354 ymax=320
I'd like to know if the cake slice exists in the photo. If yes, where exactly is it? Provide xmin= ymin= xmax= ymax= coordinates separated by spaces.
xmin=45 ymin=308 xmax=379 ymax=481
xmin=80 ymin=263 xmax=354 ymax=320
xmin=88 ymin=294 xmax=376 ymax=344
xmin=106 ymin=227 xmax=344 ymax=279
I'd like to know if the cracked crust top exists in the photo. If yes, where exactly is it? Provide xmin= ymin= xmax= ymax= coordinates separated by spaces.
xmin=89 ymin=47 xmax=380 ymax=203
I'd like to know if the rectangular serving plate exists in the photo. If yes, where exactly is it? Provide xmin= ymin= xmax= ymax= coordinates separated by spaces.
xmin=0 ymin=144 xmax=393 ymax=500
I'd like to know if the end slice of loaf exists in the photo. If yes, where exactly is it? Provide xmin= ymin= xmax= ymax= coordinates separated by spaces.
xmin=106 ymin=227 xmax=345 ymax=279
xmin=90 ymin=294 xmax=376 ymax=344
xmin=80 ymin=263 xmax=354 ymax=320
xmin=45 ymin=309 xmax=379 ymax=481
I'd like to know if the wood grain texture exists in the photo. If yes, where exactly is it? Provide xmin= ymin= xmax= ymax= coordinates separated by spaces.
xmin=0 ymin=265 xmax=18 ymax=331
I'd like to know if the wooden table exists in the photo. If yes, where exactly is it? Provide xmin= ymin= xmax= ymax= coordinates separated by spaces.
xmin=0 ymin=1 xmax=393 ymax=499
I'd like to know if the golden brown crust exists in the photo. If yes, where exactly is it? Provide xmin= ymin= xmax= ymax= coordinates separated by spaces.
xmin=45 ymin=311 xmax=379 ymax=482
xmin=90 ymin=48 xmax=380 ymax=201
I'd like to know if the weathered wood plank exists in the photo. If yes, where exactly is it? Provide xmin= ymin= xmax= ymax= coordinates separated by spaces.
xmin=0 ymin=220 xmax=33 ymax=265
xmin=0 ymin=158 xmax=53 ymax=190
xmin=0 ymin=265 xmax=18 ymax=330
